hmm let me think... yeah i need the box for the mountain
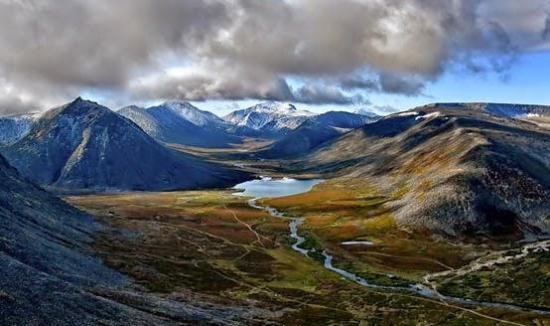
[149,101,226,127]
[0,112,41,145]
[119,101,242,148]
[258,111,378,158]
[2,98,249,191]
[224,102,315,138]
[301,104,550,238]
[116,105,161,138]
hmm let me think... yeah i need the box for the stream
[233,177,550,316]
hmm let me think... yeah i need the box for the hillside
[0,152,130,323]
[2,98,249,191]
[0,152,266,324]
[300,105,550,238]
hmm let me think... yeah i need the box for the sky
[1,0,550,117]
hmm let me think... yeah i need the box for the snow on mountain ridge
[223,101,314,132]
[152,101,225,127]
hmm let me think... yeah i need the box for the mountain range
[1,98,249,192]
[0,98,378,192]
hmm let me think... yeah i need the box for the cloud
[0,95,34,115]
[0,0,549,111]
[132,68,365,105]
[338,73,425,96]
[293,84,368,105]
[378,74,426,96]
[340,77,379,91]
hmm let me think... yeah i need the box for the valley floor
[66,183,550,325]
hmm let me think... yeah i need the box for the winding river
[233,177,550,316]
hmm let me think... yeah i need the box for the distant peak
[69,96,98,106]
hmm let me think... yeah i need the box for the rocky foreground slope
[301,105,550,238]
[1,98,249,192]
[0,153,266,324]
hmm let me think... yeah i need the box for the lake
[233,176,323,198]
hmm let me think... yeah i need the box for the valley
[66,175,550,325]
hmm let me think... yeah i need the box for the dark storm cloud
[0,0,549,111]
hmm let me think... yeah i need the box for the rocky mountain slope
[0,112,40,145]
[258,111,378,158]
[0,152,127,324]
[2,98,249,191]
[0,152,265,325]
[119,101,242,148]
[300,105,550,239]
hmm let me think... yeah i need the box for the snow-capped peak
[248,101,314,116]
[151,101,224,127]
[223,101,315,132]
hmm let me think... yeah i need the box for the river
[232,177,550,317]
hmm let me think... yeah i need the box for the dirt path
[223,204,267,247]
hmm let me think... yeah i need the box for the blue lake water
[233,177,323,198]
